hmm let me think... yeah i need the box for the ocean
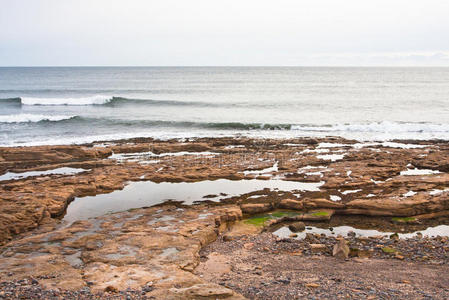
[1,67,449,146]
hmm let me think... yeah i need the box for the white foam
[310,121,449,134]
[0,114,76,123]
[20,95,112,106]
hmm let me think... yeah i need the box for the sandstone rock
[288,221,306,232]
[0,204,244,297]
[240,203,272,214]
[303,198,345,209]
[310,244,327,253]
[279,199,303,210]
[332,239,350,259]
[168,283,244,299]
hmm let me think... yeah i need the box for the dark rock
[288,222,306,232]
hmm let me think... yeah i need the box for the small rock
[306,283,320,288]
[104,285,118,293]
[222,235,234,242]
[395,254,405,260]
[310,244,327,253]
[333,239,350,259]
[288,221,306,232]
[390,233,399,240]
[243,242,254,250]
[347,231,356,238]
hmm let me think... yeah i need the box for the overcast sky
[1,0,449,66]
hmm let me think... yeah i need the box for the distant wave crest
[0,114,78,123]
[20,95,113,106]
[9,116,445,134]
[0,96,216,107]
[294,121,449,133]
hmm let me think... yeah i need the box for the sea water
[1,67,449,146]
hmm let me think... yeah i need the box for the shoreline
[1,136,448,298]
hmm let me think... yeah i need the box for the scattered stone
[288,221,306,232]
[333,239,350,259]
[310,244,327,253]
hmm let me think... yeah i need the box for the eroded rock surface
[1,137,449,245]
[1,137,449,298]
[0,204,243,299]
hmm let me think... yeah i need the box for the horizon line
[1,65,449,68]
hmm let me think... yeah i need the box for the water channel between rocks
[273,224,449,239]
[63,179,322,223]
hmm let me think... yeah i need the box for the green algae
[244,211,300,227]
[244,216,271,226]
[381,247,396,254]
[391,217,416,223]
[311,211,329,217]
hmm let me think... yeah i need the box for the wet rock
[304,198,345,209]
[288,222,306,232]
[279,199,303,210]
[347,231,356,238]
[240,203,272,214]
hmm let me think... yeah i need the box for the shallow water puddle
[109,151,218,162]
[273,224,449,239]
[243,162,278,176]
[63,179,322,223]
[400,168,441,176]
[316,154,345,161]
[0,167,89,181]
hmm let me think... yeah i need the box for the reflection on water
[273,224,449,239]
[63,179,322,223]
[0,167,89,181]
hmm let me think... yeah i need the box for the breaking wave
[0,114,78,123]
[4,116,447,134]
[0,96,215,107]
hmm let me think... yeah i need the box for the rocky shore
[0,137,448,299]
[197,233,449,299]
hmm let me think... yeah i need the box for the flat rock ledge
[0,204,245,299]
